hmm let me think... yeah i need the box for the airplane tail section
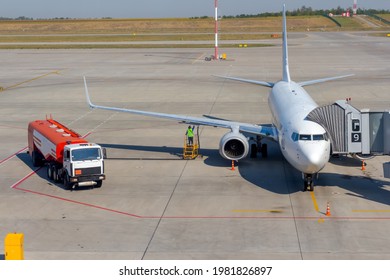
[280,5,354,86]
[298,74,355,87]
[217,5,290,88]
[212,5,353,89]
[282,4,291,83]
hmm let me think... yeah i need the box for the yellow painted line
[352,210,390,213]
[310,191,319,212]
[3,70,60,91]
[232,209,283,213]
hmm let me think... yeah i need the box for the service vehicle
[28,117,105,189]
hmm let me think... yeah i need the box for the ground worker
[186,125,194,145]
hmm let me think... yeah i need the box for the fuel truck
[28,118,105,189]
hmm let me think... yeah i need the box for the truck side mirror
[102,148,107,159]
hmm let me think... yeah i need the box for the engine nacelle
[219,131,249,161]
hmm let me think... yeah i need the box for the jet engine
[219,131,249,161]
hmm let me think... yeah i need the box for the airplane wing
[83,77,277,141]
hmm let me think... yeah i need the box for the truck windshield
[72,148,101,161]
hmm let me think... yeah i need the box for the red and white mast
[214,0,219,59]
[353,0,358,16]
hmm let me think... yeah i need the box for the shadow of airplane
[101,141,390,206]
[319,172,390,206]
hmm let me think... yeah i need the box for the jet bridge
[307,100,390,156]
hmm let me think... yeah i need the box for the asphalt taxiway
[0,31,390,259]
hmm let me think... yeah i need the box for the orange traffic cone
[325,202,331,216]
[231,160,235,171]
[361,160,365,171]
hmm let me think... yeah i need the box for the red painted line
[82,132,92,139]
[150,215,390,220]
[0,146,28,165]
[13,185,143,218]
[9,168,41,189]
[10,168,143,218]
[8,162,390,221]
[11,174,390,221]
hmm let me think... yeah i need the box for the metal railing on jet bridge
[307,102,347,153]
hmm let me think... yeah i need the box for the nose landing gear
[303,173,314,192]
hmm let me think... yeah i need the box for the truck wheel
[63,174,73,190]
[95,180,102,188]
[52,166,60,183]
[47,164,53,180]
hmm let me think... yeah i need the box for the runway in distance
[84,5,353,191]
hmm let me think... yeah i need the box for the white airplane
[84,5,353,191]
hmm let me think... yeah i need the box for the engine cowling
[219,131,249,161]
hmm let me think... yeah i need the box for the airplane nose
[299,145,329,173]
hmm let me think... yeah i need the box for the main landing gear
[250,143,268,158]
[250,137,268,159]
[303,173,314,192]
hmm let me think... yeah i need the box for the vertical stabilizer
[282,4,291,83]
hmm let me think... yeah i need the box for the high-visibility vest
[187,128,194,137]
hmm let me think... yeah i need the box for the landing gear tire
[308,180,313,192]
[303,174,314,192]
[250,143,257,158]
[261,144,268,158]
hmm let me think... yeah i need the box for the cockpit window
[291,132,299,142]
[296,133,327,141]
[299,134,311,141]
[313,134,324,141]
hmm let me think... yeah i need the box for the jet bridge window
[299,134,311,141]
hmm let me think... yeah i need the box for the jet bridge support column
[384,112,390,154]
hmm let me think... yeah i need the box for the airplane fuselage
[268,81,331,175]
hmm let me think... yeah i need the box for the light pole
[214,0,219,59]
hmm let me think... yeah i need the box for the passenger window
[299,134,311,141]
[313,134,324,141]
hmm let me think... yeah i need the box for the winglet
[83,76,95,109]
[282,4,291,83]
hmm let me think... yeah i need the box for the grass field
[378,14,390,21]
[0,15,388,49]
[0,33,275,43]
[0,16,338,35]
